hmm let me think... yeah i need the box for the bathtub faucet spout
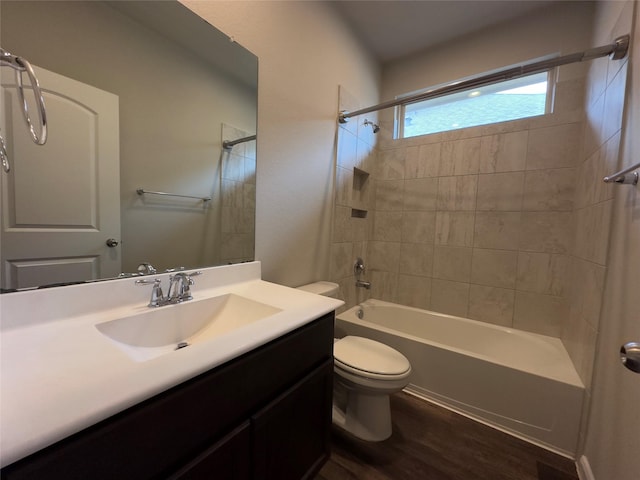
[356,280,371,290]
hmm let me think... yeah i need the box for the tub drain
[175,342,190,350]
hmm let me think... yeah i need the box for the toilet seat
[334,336,411,381]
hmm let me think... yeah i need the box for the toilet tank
[296,281,339,298]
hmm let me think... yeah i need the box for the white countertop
[0,262,342,468]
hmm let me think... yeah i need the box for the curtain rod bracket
[611,35,630,60]
[338,111,349,123]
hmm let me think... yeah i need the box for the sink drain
[175,342,190,350]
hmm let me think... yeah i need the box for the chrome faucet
[135,278,166,307]
[167,271,201,303]
[354,257,372,290]
[135,271,202,307]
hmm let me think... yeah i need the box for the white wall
[181,0,380,286]
[382,1,595,105]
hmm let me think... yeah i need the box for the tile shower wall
[220,124,256,264]
[563,2,632,386]
[332,73,589,338]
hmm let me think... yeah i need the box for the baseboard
[577,455,595,480]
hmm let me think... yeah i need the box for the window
[398,71,550,138]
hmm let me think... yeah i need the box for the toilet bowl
[296,282,412,442]
[332,335,411,441]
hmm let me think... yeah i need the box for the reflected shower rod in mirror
[222,134,256,150]
[136,189,211,202]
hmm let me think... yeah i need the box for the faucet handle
[135,278,165,307]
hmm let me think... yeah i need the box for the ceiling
[331,0,558,63]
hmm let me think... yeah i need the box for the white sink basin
[96,294,282,362]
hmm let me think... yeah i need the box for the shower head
[364,119,380,134]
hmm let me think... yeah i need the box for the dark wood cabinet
[1,313,334,480]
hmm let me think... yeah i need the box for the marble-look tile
[522,168,575,211]
[581,94,605,159]
[561,313,598,387]
[470,248,518,289]
[519,212,573,254]
[330,242,354,281]
[568,257,606,330]
[432,245,472,282]
[378,148,406,180]
[513,291,567,337]
[371,211,403,242]
[476,172,525,211]
[572,201,612,265]
[403,177,438,211]
[370,270,398,303]
[335,166,353,207]
[367,241,401,273]
[337,127,358,170]
[585,57,608,108]
[399,243,434,277]
[574,149,601,210]
[430,279,470,318]
[397,275,431,310]
[333,205,353,243]
[402,211,436,244]
[356,139,376,172]
[598,131,620,203]
[439,137,481,176]
[352,215,369,242]
[526,123,581,170]
[479,130,528,173]
[435,211,475,247]
[516,252,569,296]
[336,276,359,312]
[243,183,256,210]
[436,175,478,211]
[222,152,245,182]
[473,212,521,250]
[375,179,404,211]
[554,77,586,113]
[244,156,257,184]
[222,179,243,207]
[468,285,515,327]
[602,61,627,143]
[405,143,441,179]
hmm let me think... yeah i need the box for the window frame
[394,65,557,140]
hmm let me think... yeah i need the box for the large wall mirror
[0,1,258,292]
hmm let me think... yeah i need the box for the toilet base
[332,382,392,442]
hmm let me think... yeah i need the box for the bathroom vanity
[0,262,342,480]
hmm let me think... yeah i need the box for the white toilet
[297,282,412,442]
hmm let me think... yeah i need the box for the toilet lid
[334,336,410,376]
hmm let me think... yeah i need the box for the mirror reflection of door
[0,66,120,290]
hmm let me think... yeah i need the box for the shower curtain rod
[222,134,256,150]
[338,35,630,123]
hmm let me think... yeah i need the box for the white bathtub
[335,299,584,457]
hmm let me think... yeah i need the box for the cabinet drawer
[168,422,251,480]
[252,359,333,480]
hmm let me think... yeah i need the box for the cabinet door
[168,422,251,480]
[251,359,333,480]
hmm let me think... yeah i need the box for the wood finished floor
[316,392,578,480]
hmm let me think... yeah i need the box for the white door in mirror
[0,66,120,290]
